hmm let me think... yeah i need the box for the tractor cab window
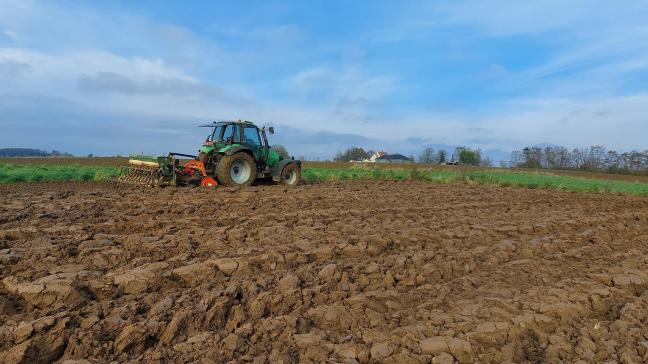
[221,124,240,143]
[243,126,262,147]
[209,126,222,142]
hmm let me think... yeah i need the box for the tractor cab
[199,121,277,165]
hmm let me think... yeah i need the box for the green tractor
[117,120,301,187]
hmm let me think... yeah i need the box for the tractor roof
[199,120,256,127]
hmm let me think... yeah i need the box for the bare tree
[587,145,606,170]
[555,146,571,169]
[475,148,483,166]
[604,150,620,171]
[571,148,587,169]
[437,150,447,164]
[510,150,523,167]
[480,156,493,167]
[418,148,436,164]
[521,147,542,168]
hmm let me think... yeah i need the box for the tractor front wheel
[280,163,301,185]
[217,152,256,186]
[198,152,215,174]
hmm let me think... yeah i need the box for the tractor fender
[220,145,252,156]
[272,159,301,182]
[199,145,216,154]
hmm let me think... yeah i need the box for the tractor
[117,120,301,187]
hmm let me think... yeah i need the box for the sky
[1,0,648,160]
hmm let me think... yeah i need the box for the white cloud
[0,48,194,95]
[288,66,396,103]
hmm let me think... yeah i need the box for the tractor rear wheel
[217,152,256,186]
[280,163,301,185]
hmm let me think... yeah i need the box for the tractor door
[242,125,265,163]
[222,124,240,144]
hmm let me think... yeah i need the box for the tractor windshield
[205,123,241,143]
[221,124,240,143]
[209,126,223,142]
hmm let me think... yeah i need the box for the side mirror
[268,127,275,135]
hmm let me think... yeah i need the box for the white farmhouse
[361,151,387,163]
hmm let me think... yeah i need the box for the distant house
[360,151,387,163]
[370,151,387,162]
[375,154,414,164]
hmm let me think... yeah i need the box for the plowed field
[1,181,647,363]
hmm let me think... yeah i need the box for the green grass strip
[0,164,119,183]
[2,163,647,196]
[301,168,648,196]
[463,171,648,196]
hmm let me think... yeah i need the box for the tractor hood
[199,145,216,154]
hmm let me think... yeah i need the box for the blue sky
[1,0,648,160]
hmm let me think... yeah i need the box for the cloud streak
[77,72,222,97]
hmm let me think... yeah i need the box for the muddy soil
[1,181,647,363]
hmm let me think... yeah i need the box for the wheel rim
[284,170,297,184]
[230,159,251,184]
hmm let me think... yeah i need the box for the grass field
[302,167,648,195]
[3,157,648,183]
[2,160,648,196]
[0,164,119,183]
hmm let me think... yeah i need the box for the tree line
[0,148,72,157]
[510,145,648,173]
[419,147,493,166]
